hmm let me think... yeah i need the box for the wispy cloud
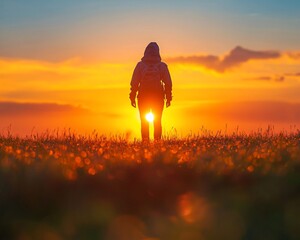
[167,46,281,72]
[0,101,90,116]
[287,52,300,60]
[250,72,300,82]
[186,101,300,122]
[0,101,125,120]
[285,72,300,77]
[0,58,132,95]
[248,75,285,82]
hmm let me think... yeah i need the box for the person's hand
[166,100,171,108]
[129,91,136,108]
[131,100,136,108]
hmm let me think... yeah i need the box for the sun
[145,112,154,123]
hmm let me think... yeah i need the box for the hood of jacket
[141,42,161,63]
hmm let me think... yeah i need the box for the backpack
[138,62,164,98]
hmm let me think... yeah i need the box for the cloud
[186,101,300,122]
[0,57,131,90]
[249,75,285,82]
[0,101,90,116]
[0,101,124,120]
[286,72,300,77]
[250,72,300,82]
[167,46,281,72]
[287,52,300,60]
[0,101,127,136]
[97,111,123,118]
[253,76,272,81]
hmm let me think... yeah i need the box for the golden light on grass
[145,112,154,123]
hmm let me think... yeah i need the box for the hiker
[129,42,173,141]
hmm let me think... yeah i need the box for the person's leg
[152,98,164,140]
[138,99,150,141]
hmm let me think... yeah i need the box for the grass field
[1,130,300,240]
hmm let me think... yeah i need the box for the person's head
[141,42,161,63]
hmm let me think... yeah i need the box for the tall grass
[0,128,299,239]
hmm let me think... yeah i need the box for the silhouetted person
[130,42,172,141]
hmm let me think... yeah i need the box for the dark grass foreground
[1,131,300,240]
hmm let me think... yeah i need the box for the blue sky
[1,0,300,61]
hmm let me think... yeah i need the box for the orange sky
[1,46,300,138]
[1,1,300,138]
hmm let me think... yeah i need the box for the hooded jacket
[130,42,172,101]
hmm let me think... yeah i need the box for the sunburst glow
[146,112,154,123]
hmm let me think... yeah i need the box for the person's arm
[162,63,173,107]
[129,63,141,107]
